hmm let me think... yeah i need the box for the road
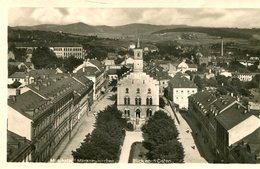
[164,105,207,163]
[119,131,143,163]
[53,91,116,163]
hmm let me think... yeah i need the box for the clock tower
[133,38,143,72]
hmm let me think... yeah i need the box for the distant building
[8,72,30,86]
[117,39,159,130]
[177,60,197,72]
[107,69,118,81]
[168,73,197,110]
[49,43,83,59]
[237,73,253,82]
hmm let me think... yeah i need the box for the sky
[8,8,260,28]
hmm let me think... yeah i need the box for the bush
[126,122,134,131]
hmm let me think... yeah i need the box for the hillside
[11,22,188,36]
[152,27,260,40]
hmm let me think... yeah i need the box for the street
[164,105,207,163]
[53,91,116,163]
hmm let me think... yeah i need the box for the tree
[159,97,166,108]
[141,110,184,163]
[59,56,83,73]
[193,75,204,91]
[31,47,58,69]
[72,105,127,163]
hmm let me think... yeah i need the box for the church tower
[133,38,143,72]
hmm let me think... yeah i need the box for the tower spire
[137,38,140,48]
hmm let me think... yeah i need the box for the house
[168,72,197,110]
[73,59,107,100]
[189,91,260,162]
[7,130,32,162]
[120,56,135,66]
[107,69,118,82]
[117,40,159,130]
[8,72,30,86]
[177,59,197,72]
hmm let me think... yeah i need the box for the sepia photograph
[2,0,260,166]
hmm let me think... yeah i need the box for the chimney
[221,38,224,57]
[12,95,16,103]
[16,88,21,95]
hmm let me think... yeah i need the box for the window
[148,88,151,94]
[135,97,141,105]
[124,97,130,105]
[146,97,153,105]
[137,88,140,94]
[124,110,130,117]
[181,90,183,93]
[125,88,129,94]
[146,109,152,117]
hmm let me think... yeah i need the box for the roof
[189,64,198,68]
[8,62,24,67]
[8,90,47,119]
[9,72,27,78]
[190,90,217,112]
[77,66,102,77]
[216,104,253,130]
[28,75,75,100]
[24,62,33,67]
[107,69,118,75]
[88,59,104,70]
[28,69,57,77]
[169,73,197,88]
[240,127,260,155]
[7,130,31,162]
[48,42,83,47]
[213,95,236,112]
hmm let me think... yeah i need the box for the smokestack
[221,38,224,57]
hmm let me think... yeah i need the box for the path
[53,91,115,163]
[119,131,143,163]
[164,105,207,163]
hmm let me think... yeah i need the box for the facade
[188,91,260,162]
[48,43,83,59]
[117,40,159,130]
[237,73,253,82]
[168,73,197,110]
[8,72,29,86]
[7,73,94,162]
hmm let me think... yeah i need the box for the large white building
[117,40,159,130]
[168,73,197,110]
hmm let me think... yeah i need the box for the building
[7,74,94,162]
[168,73,197,110]
[236,73,253,82]
[177,59,198,72]
[7,130,32,162]
[73,59,107,100]
[8,72,30,86]
[107,69,118,82]
[48,43,83,59]
[117,39,159,130]
[188,91,260,162]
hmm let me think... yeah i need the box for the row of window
[125,88,151,94]
[64,52,82,57]
[175,90,195,94]
[124,109,152,118]
[124,97,153,105]
[54,47,82,51]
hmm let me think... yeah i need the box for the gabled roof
[169,73,197,88]
[215,104,253,130]
[77,66,102,77]
[88,59,104,70]
[8,90,47,119]
[48,42,83,47]
[9,72,27,78]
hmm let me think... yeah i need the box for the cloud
[8,8,260,28]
